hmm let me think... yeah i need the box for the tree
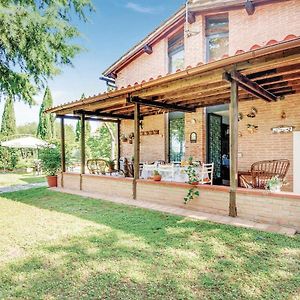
[0,96,16,137]
[0,96,17,170]
[17,122,38,136]
[75,93,91,142]
[88,125,112,159]
[0,0,93,104]
[37,87,55,140]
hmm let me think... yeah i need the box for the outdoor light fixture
[245,0,255,15]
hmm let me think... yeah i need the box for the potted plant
[106,159,115,172]
[153,170,162,181]
[188,156,193,166]
[266,176,283,192]
[39,146,61,187]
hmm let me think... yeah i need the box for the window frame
[168,31,185,73]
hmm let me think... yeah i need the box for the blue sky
[0,0,184,126]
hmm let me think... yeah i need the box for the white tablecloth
[141,165,208,182]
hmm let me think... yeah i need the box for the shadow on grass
[1,187,300,299]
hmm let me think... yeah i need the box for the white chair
[199,163,214,185]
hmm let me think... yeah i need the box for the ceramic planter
[47,175,57,188]
[153,175,162,181]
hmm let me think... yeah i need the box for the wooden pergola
[48,37,300,217]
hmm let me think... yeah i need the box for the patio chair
[199,163,214,185]
[87,159,107,175]
[119,158,134,177]
[239,159,290,189]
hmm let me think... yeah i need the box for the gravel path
[0,182,47,194]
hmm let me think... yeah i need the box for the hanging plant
[184,166,200,204]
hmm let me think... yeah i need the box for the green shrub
[39,146,61,176]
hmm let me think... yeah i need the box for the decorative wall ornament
[141,130,159,136]
[190,132,197,143]
[238,131,243,137]
[247,124,258,134]
[281,111,287,120]
[271,125,295,134]
[238,112,243,122]
[247,107,257,118]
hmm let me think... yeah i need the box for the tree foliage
[0,0,93,104]
[37,87,56,140]
[0,96,16,137]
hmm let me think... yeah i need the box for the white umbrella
[0,136,50,149]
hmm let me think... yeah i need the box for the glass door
[207,113,222,183]
[169,112,185,162]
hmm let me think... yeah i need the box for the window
[169,112,185,162]
[168,31,184,73]
[205,14,229,62]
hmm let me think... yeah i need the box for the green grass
[0,188,299,299]
[0,173,45,187]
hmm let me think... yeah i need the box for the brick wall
[120,114,167,162]
[115,0,300,87]
[238,94,300,191]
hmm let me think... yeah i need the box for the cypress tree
[75,93,91,142]
[0,96,16,137]
[37,87,55,140]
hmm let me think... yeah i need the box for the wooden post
[229,77,238,217]
[60,117,66,187]
[117,121,121,170]
[133,103,140,199]
[80,113,86,190]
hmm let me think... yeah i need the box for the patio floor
[52,187,297,236]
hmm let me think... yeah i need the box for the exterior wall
[81,174,133,199]
[116,39,167,88]
[59,173,133,199]
[137,180,229,216]
[185,108,206,162]
[229,0,300,55]
[238,94,300,192]
[120,114,167,162]
[115,1,300,87]
[237,189,300,231]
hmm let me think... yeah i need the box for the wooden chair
[87,159,107,175]
[239,159,290,189]
[119,158,134,177]
[199,163,214,185]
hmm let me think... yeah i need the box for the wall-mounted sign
[271,125,295,134]
[190,132,197,143]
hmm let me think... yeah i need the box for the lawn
[0,188,299,300]
[0,173,45,187]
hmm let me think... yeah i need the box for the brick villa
[48,0,300,232]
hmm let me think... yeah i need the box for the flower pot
[153,175,162,181]
[190,181,199,186]
[269,185,281,193]
[47,175,57,188]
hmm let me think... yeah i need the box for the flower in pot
[266,176,283,193]
[188,156,193,166]
[39,146,61,188]
[106,159,115,172]
[153,170,162,181]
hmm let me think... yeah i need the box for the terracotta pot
[190,181,199,186]
[153,175,162,181]
[47,175,57,187]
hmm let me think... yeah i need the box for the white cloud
[125,2,162,14]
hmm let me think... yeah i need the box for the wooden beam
[117,122,121,171]
[229,78,238,218]
[133,102,140,200]
[80,114,86,177]
[129,96,196,113]
[56,114,120,123]
[60,117,66,188]
[227,71,277,102]
[74,110,135,120]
